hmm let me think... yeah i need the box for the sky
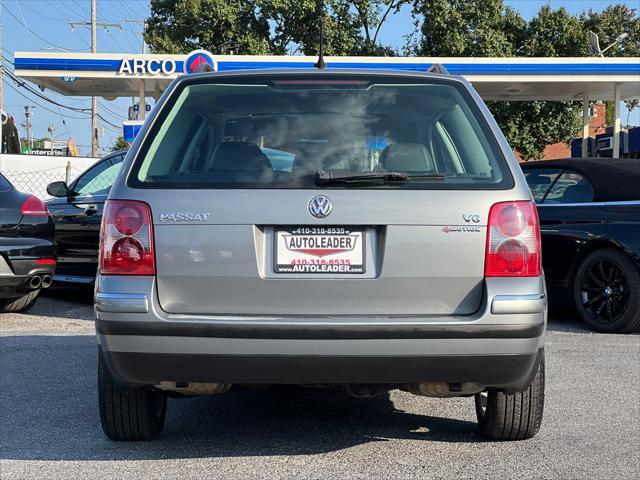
[1,0,639,157]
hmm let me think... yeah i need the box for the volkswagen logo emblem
[308,195,333,218]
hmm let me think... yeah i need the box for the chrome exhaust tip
[29,275,42,290]
[41,275,53,289]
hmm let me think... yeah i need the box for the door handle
[84,205,98,216]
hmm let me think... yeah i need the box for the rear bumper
[95,276,546,390]
[103,350,543,390]
[0,252,56,298]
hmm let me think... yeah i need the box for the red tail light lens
[20,195,49,217]
[100,200,155,276]
[485,201,541,277]
[35,258,57,265]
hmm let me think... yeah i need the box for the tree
[410,0,525,57]
[412,1,638,160]
[111,136,130,152]
[581,5,640,123]
[145,1,638,160]
[20,137,50,151]
[145,0,404,56]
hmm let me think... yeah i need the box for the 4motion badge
[442,225,481,233]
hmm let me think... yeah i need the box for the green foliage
[145,0,639,161]
[489,101,582,161]
[111,136,131,152]
[581,5,640,57]
[412,1,639,160]
[146,0,406,56]
[411,0,524,56]
[20,137,50,150]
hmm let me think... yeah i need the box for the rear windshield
[130,75,512,189]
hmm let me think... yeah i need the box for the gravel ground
[1,288,638,480]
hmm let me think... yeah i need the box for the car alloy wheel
[579,258,630,325]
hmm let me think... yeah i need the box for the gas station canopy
[13,51,640,101]
[12,51,640,156]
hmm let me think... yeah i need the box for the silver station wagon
[95,70,546,441]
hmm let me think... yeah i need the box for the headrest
[561,184,593,203]
[379,143,435,172]
[210,142,270,172]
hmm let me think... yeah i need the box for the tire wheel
[0,290,40,313]
[573,248,640,333]
[475,351,545,440]
[98,349,167,441]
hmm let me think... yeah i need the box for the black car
[522,157,640,333]
[45,150,126,285]
[0,173,56,313]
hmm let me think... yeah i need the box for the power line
[68,0,91,15]
[3,5,89,51]
[4,81,92,120]
[45,0,78,19]
[14,1,69,22]
[3,65,122,129]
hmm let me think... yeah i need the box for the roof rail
[427,63,449,74]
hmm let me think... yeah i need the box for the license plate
[275,227,365,274]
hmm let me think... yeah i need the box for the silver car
[95,70,546,441]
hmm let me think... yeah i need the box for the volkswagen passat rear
[95,70,546,441]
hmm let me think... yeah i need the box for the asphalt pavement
[0,288,638,480]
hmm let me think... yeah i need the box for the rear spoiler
[427,63,449,74]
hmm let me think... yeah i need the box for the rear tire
[573,248,640,333]
[98,349,167,441]
[475,351,545,440]
[0,290,40,313]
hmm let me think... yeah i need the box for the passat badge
[159,212,210,222]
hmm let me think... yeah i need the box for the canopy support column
[612,83,621,157]
[581,91,590,158]
[139,79,146,121]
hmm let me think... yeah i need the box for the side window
[523,168,562,204]
[73,154,125,197]
[0,173,13,192]
[543,171,594,204]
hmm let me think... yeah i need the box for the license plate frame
[274,226,366,274]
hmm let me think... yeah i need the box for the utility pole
[125,18,147,54]
[69,3,123,157]
[1,1,4,153]
[91,0,98,157]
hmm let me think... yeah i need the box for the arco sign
[118,58,177,75]
[116,50,217,76]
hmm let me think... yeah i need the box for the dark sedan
[0,173,56,313]
[45,150,126,285]
[522,157,639,333]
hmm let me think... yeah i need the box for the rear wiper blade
[315,170,445,185]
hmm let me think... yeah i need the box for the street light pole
[23,105,33,153]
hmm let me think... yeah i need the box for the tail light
[100,200,155,276]
[35,258,57,265]
[485,201,541,277]
[20,195,49,217]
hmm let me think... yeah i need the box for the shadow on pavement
[0,335,482,462]
[545,306,596,334]
[42,285,94,304]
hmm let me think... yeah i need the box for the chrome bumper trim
[491,294,546,315]
[95,293,149,313]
